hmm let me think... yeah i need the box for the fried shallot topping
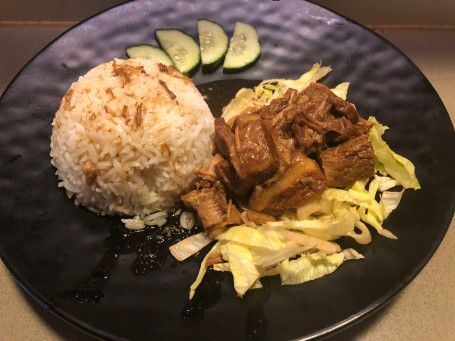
[158,63,193,85]
[160,143,172,156]
[60,89,74,110]
[205,253,224,267]
[158,79,177,100]
[121,105,128,118]
[106,88,115,98]
[82,160,97,186]
[158,63,178,76]
[112,60,144,85]
[135,103,144,128]
[158,63,169,73]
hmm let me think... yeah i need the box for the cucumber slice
[197,19,229,67]
[155,29,201,76]
[223,22,261,71]
[125,44,174,66]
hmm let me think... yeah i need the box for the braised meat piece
[329,93,359,123]
[197,153,225,182]
[300,82,359,123]
[214,158,251,199]
[254,84,365,153]
[324,116,358,143]
[181,186,225,230]
[232,113,261,130]
[259,89,298,140]
[181,185,242,238]
[319,134,375,188]
[214,117,280,196]
[354,116,376,135]
[235,119,279,184]
[249,151,327,211]
[214,117,236,160]
[296,82,361,143]
[244,210,277,224]
[274,138,295,172]
[255,88,294,120]
[292,123,324,155]
[183,80,376,234]
[214,117,251,187]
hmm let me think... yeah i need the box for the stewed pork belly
[182,82,375,237]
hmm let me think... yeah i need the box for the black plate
[0,0,454,340]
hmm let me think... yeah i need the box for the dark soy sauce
[52,208,200,304]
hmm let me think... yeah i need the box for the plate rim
[0,1,454,340]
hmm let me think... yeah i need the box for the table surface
[0,23,454,341]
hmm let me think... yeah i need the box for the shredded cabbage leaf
[169,232,213,261]
[279,253,344,285]
[200,226,358,297]
[182,64,420,299]
[368,117,420,190]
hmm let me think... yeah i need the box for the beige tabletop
[0,20,454,341]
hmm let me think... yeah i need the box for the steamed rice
[50,58,214,216]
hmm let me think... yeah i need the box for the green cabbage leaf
[368,117,420,190]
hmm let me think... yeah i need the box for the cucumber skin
[201,58,223,73]
[155,29,201,77]
[223,52,261,72]
[222,52,261,74]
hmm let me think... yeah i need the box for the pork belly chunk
[181,185,242,238]
[249,151,327,211]
[235,119,279,183]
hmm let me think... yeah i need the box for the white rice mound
[50,58,214,216]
